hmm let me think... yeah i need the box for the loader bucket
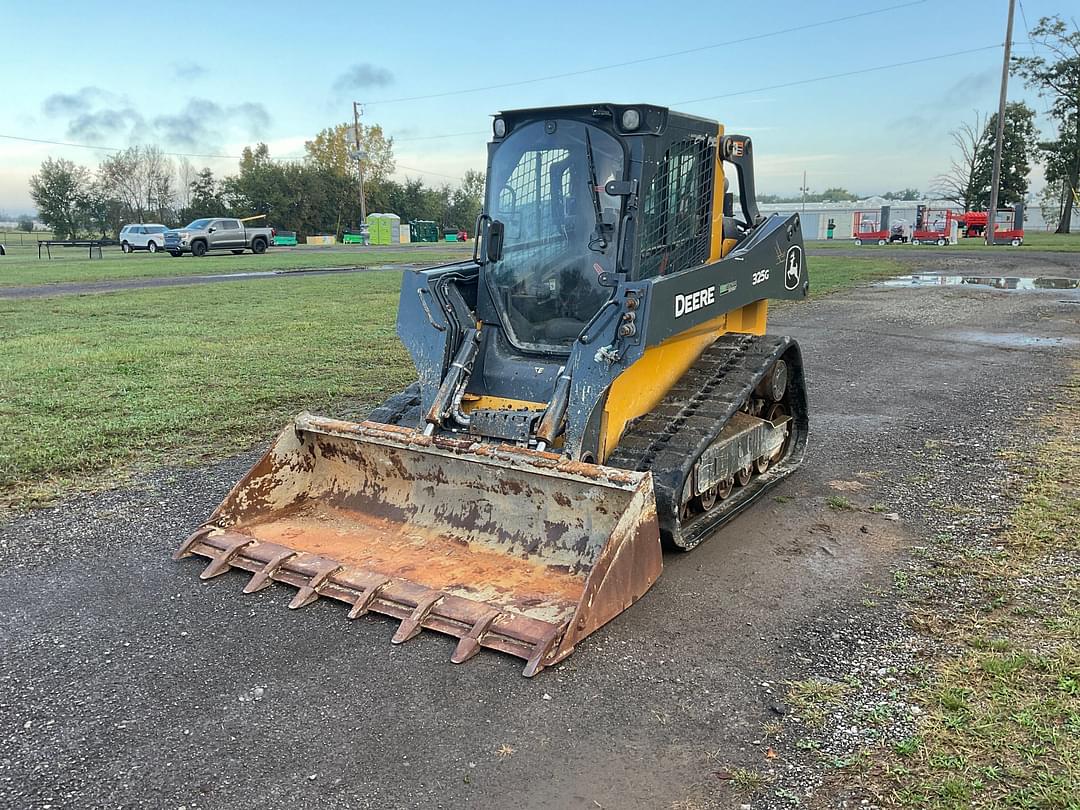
[174,414,662,676]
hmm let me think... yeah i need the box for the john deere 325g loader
[175,104,809,676]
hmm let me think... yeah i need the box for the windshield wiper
[583,130,610,252]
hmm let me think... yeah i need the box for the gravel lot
[1,250,1077,809]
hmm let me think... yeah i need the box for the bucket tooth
[522,623,569,678]
[450,609,502,664]
[243,549,298,594]
[288,561,341,609]
[177,414,664,675]
[199,536,253,580]
[391,592,443,644]
[347,578,391,619]
[173,526,213,561]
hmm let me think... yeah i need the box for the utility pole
[352,101,368,222]
[986,0,1016,245]
[801,170,807,213]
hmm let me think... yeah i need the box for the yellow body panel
[597,124,770,463]
[461,394,545,413]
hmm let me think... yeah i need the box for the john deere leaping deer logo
[784,245,803,291]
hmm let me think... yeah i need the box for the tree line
[757,188,923,204]
[30,122,484,240]
[936,15,1079,233]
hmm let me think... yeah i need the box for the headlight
[493,118,507,138]
[621,108,641,131]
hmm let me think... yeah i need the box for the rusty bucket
[175,413,662,676]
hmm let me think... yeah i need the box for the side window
[139,227,148,234]
[211,220,226,231]
[225,219,240,230]
[637,137,715,279]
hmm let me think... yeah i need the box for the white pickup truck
[164,217,274,257]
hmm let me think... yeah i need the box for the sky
[0,0,1066,215]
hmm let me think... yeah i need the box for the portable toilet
[386,213,401,245]
[400,223,411,244]
[365,213,381,244]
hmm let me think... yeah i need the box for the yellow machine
[176,104,809,676]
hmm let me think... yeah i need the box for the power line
[0,40,1004,184]
[0,132,472,182]
[395,163,468,180]
[0,133,298,161]
[360,0,928,106]
[394,131,487,142]
[672,44,1002,105]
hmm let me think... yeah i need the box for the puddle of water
[952,330,1078,349]
[879,275,1080,290]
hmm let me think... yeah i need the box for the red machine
[852,206,905,245]
[912,206,959,246]
[956,204,1024,246]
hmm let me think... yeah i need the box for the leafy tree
[1013,15,1080,232]
[182,168,229,221]
[934,105,1038,210]
[816,187,857,203]
[29,157,91,239]
[305,122,395,183]
[447,169,485,230]
[883,188,921,200]
[970,101,1038,209]
[80,182,121,238]
[17,215,34,232]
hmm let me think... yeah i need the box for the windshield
[185,219,212,229]
[485,120,624,351]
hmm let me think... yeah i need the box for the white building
[758,197,1063,240]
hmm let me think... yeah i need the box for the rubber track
[607,333,808,550]
[367,382,421,426]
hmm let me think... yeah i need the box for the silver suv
[119,223,169,253]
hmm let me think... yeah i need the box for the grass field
[0,242,472,288]
[0,255,906,506]
[0,271,412,506]
[805,255,906,294]
[813,230,1080,252]
[877,374,1080,807]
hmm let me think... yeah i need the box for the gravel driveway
[1,252,1077,809]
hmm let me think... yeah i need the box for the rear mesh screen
[638,136,715,278]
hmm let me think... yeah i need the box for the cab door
[209,219,242,249]
[220,219,245,248]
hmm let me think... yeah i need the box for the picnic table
[38,239,118,259]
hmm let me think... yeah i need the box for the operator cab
[469,103,753,406]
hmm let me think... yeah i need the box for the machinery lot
[1,249,1077,808]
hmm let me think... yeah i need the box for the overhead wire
[358,0,930,106]
[0,34,1007,182]
[672,44,1003,106]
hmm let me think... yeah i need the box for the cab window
[637,137,715,279]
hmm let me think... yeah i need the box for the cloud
[42,86,108,118]
[887,69,997,137]
[172,60,208,81]
[68,107,146,142]
[152,99,272,150]
[231,102,271,132]
[332,63,394,97]
[41,85,272,152]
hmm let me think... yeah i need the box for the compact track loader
[176,104,809,676]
